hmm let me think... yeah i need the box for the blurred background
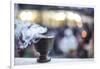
[14,4,94,58]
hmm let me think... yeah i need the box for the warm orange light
[81,30,87,38]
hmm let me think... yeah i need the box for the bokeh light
[19,11,33,21]
[53,12,66,21]
[66,11,83,28]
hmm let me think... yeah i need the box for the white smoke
[15,19,48,49]
[58,29,78,54]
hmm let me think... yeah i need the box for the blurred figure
[58,28,78,58]
[77,30,89,58]
[77,43,88,58]
[83,33,94,58]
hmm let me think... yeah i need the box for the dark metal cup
[35,35,54,63]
